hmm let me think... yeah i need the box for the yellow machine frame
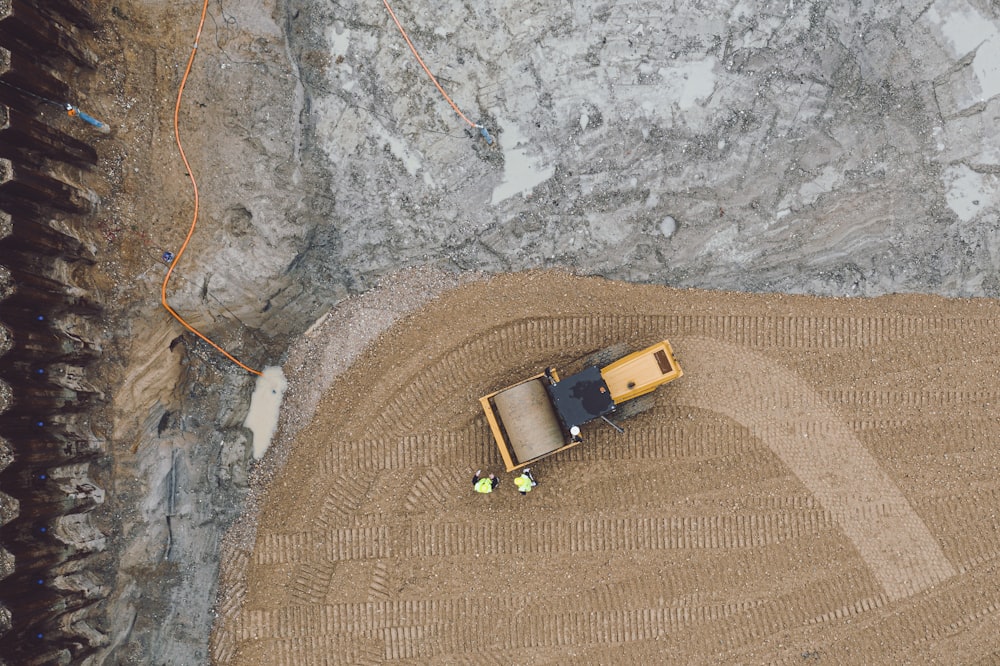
[600,339,683,404]
[479,340,683,472]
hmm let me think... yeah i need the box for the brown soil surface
[212,271,1000,664]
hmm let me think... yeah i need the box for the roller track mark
[914,487,1000,515]
[957,549,1000,576]
[384,624,442,660]
[507,608,678,648]
[221,548,250,583]
[823,388,1000,409]
[211,604,244,664]
[362,312,1000,440]
[315,475,370,529]
[254,509,834,565]
[211,547,251,664]
[290,560,337,605]
[508,608,695,651]
[850,418,910,431]
[813,566,1000,662]
[322,421,761,474]
[906,488,1000,566]
[854,420,1000,460]
[255,527,388,565]
[401,460,471,513]
[215,551,250,618]
[791,553,1000,662]
[602,314,996,349]
[920,614,1000,665]
[400,591,860,657]
[911,600,1000,653]
[212,579,247,659]
[255,532,313,565]
[243,599,770,657]
[728,494,818,511]
[558,420,761,463]
[806,595,889,625]
[625,493,820,514]
[845,417,1000,439]
[747,389,1000,415]
[511,567,751,622]
[243,598,503,638]
[238,563,878,662]
[273,622,476,662]
[677,338,957,601]
[241,607,264,642]
[402,473,439,513]
[939,532,1000,573]
[404,511,834,558]
[318,428,485,473]
[210,641,235,665]
[716,568,885,651]
[255,635,383,666]
[368,560,391,600]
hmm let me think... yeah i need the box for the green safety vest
[514,475,532,493]
[474,478,494,494]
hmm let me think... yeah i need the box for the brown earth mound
[214,271,1000,664]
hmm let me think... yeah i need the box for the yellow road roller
[479,339,683,471]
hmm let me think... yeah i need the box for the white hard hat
[570,426,581,436]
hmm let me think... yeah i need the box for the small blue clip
[478,125,494,145]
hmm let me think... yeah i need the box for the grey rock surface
[282,0,1000,299]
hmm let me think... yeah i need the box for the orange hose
[381,0,477,129]
[162,0,262,376]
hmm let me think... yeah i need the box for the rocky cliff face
[1,1,114,659]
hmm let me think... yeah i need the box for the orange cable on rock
[381,0,493,144]
[162,0,262,376]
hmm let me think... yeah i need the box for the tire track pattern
[318,421,760,473]
[241,568,880,662]
[225,298,1000,663]
[255,511,835,564]
[362,313,1000,437]
[678,337,956,600]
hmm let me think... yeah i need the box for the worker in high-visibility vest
[472,469,499,494]
[514,468,537,495]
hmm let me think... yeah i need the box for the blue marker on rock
[66,104,111,134]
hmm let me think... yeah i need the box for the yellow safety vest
[514,475,532,493]
[474,478,494,494]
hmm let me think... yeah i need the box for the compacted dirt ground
[212,272,1000,664]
